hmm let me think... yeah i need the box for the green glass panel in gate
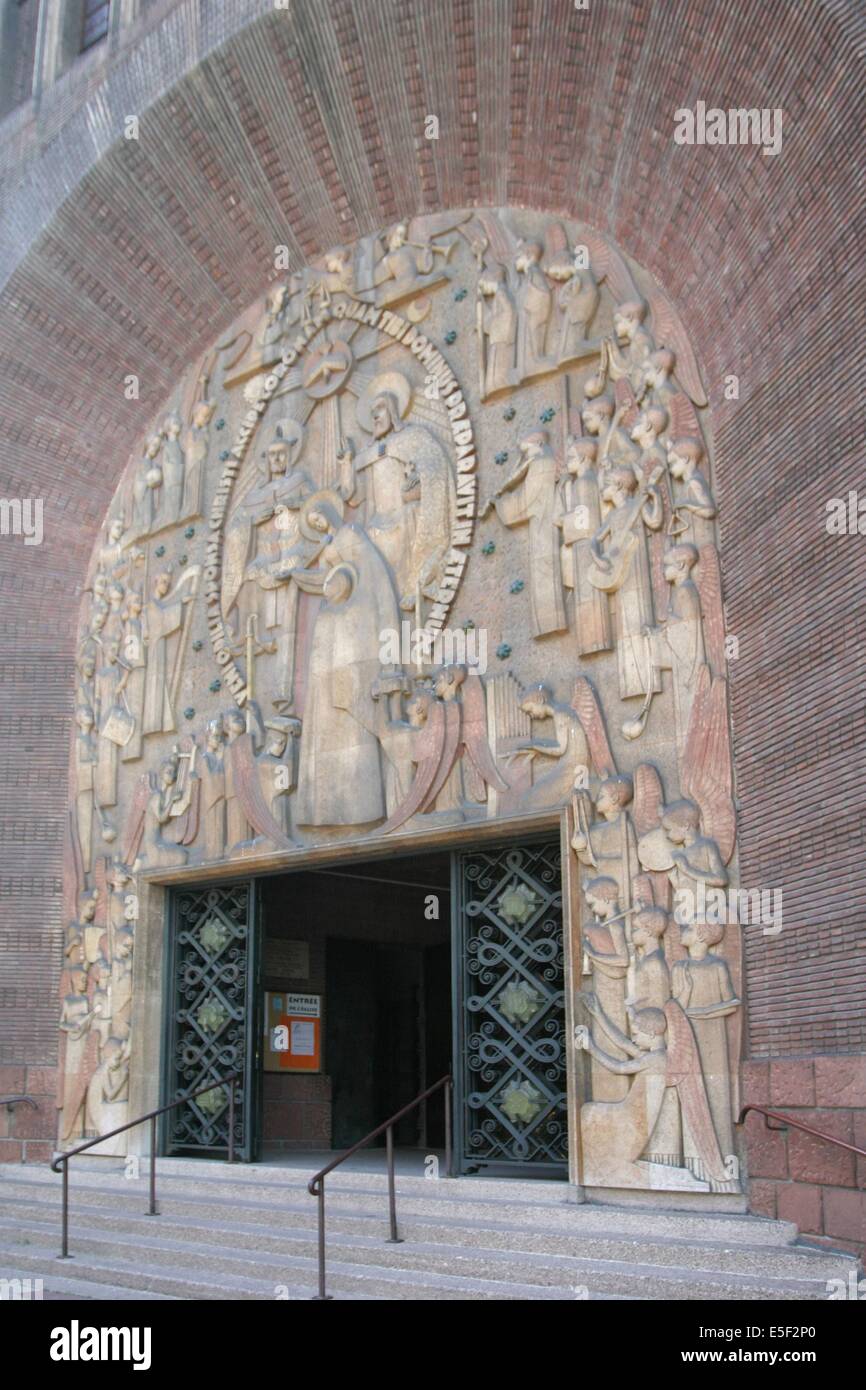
[163,881,261,1159]
[453,841,567,1175]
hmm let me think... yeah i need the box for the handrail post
[306,1074,452,1295]
[385,1124,402,1244]
[59,1159,70,1259]
[228,1076,235,1164]
[148,1115,157,1215]
[51,1068,241,1257]
[312,1180,331,1300]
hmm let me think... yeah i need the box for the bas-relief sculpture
[62,207,740,1195]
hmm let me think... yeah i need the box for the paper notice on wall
[264,990,321,1071]
[290,1019,316,1056]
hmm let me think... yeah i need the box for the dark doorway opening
[260,850,452,1158]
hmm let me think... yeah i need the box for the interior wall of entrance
[260,852,451,1155]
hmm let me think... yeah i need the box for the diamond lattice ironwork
[456,841,567,1172]
[165,883,253,1154]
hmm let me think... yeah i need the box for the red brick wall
[744,1058,866,1256]
[262,1074,332,1152]
[0,1,862,1249]
[0,1065,60,1165]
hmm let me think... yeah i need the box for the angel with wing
[378,669,509,832]
[430,665,510,818]
[139,745,199,871]
[571,774,639,911]
[672,918,741,1185]
[637,797,728,923]
[221,702,297,855]
[667,433,718,549]
[558,225,644,380]
[575,999,730,1191]
[603,298,656,394]
[378,683,436,823]
[508,682,591,810]
[639,284,708,410]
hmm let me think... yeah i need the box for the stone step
[0,1243,380,1301]
[0,1232,641,1301]
[3,1165,796,1247]
[3,1164,859,1302]
[42,1155,745,1214]
[0,1212,849,1302]
[0,1195,852,1285]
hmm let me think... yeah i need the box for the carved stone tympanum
[64,207,739,1196]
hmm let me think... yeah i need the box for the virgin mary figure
[292,496,401,827]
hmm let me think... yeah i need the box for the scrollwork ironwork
[457,841,567,1171]
[166,884,251,1153]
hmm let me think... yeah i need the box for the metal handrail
[1,1094,37,1112]
[50,1071,240,1258]
[308,1074,453,1300]
[738,1104,866,1158]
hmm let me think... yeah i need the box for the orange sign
[264,991,322,1073]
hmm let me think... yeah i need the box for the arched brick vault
[1,2,864,1096]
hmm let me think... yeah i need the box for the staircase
[0,1160,860,1301]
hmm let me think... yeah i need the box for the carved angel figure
[379,669,508,832]
[672,919,740,1183]
[511,683,591,809]
[576,1000,729,1190]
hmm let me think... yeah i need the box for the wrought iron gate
[453,840,567,1175]
[163,881,261,1159]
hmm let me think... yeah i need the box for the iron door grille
[163,881,261,1160]
[453,840,568,1176]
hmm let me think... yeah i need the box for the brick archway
[0,1,863,1251]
